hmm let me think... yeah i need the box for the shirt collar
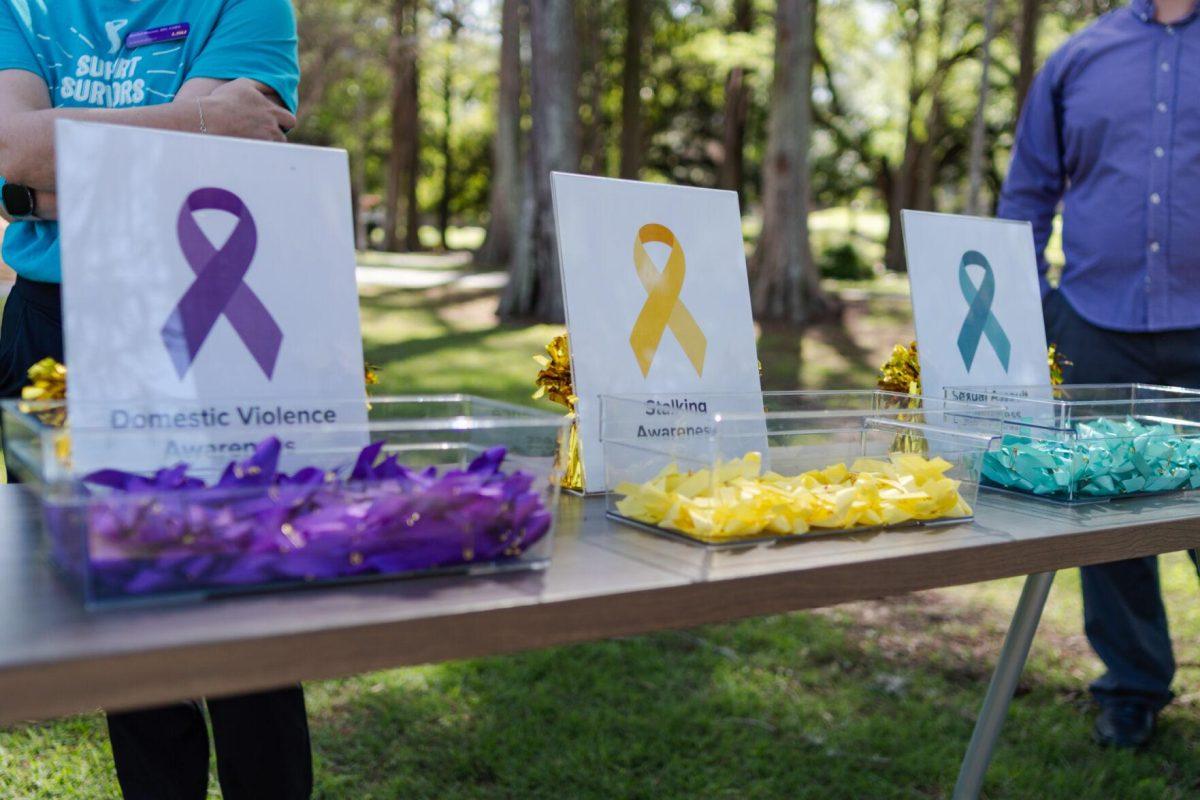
[1131,0,1200,25]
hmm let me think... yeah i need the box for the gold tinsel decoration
[21,357,67,403]
[364,362,380,410]
[877,342,923,395]
[877,340,1070,395]
[533,334,583,491]
[20,357,68,430]
[1047,344,1071,386]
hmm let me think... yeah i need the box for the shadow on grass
[812,320,875,373]
[755,295,892,392]
[757,323,805,391]
[757,325,874,391]
[362,285,506,316]
[365,321,550,370]
[363,324,562,408]
[308,600,1200,800]
[366,327,498,365]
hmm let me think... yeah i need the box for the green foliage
[819,241,874,281]
[282,0,1113,254]
[291,0,500,235]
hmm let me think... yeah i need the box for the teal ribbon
[956,250,1011,372]
[982,417,1200,498]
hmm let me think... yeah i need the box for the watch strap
[1,183,36,219]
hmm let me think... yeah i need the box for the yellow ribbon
[629,223,707,378]
[614,452,972,543]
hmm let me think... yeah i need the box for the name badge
[126,22,190,50]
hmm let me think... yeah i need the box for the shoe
[1093,702,1156,748]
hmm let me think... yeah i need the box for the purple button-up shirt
[998,0,1200,332]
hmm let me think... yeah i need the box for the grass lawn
[3,278,1199,799]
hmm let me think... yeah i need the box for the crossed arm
[0,70,296,221]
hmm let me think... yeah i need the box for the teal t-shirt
[0,0,300,283]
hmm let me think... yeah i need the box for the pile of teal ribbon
[982,417,1200,499]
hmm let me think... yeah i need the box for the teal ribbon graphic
[956,250,1011,372]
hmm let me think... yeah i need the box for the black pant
[0,276,64,397]
[1,277,313,799]
[1045,289,1200,710]
[106,689,313,800]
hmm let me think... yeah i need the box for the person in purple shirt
[999,0,1200,748]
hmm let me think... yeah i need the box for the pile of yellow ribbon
[614,451,972,543]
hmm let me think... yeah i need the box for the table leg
[952,570,1056,800]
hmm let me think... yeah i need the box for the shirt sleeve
[997,51,1067,299]
[0,2,41,75]
[186,0,300,112]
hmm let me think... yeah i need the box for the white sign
[902,210,1051,404]
[56,121,367,474]
[551,173,764,493]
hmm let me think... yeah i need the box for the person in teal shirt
[0,2,311,799]
[0,0,300,282]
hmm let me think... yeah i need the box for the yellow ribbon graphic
[629,223,707,378]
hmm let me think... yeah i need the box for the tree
[385,0,422,252]
[477,0,524,266]
[500,0,580,321]
[437,5,465,248]
[619,0,645,179]
[293,0,356,119]
[578,1,610,175]
[718,0,754,201]
[966,0,998,215]
[878,0,983,271]
[1015,0,1042,115]
[748,0,829,323]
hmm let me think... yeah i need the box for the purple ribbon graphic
[162,188,283,379]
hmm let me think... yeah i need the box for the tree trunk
[619,0,645,180]
[882,0,965,271]
[383,0,406,252]
[578,2,607,175]
[882,182,905,274]
[966,0,998,215]
[915,99,942,211]
[402,46,421,252]
[477,0,523,267]
[1015,0,1042,116]
[504,159,537,316]
[718,0,754,201]
[882,0,926,272]
[499,0,580,322]
[385,0,421,253]
[438,19,461,250]
[748,0,828,323]
[352,90,368,250]
[883,135,920,272]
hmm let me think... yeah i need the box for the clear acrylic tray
[944,383,1200,504]
[600,390,1002,547]
[2,395,569,608]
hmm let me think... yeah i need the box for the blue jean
[1044,290,1200,710]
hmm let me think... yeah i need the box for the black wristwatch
[1,182,37,220]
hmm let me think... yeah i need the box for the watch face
[1,183,34,218]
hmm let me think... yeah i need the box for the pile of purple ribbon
[52,437,553,598]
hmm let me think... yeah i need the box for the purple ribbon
[63,439,554,599]
[161,188,283,379]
